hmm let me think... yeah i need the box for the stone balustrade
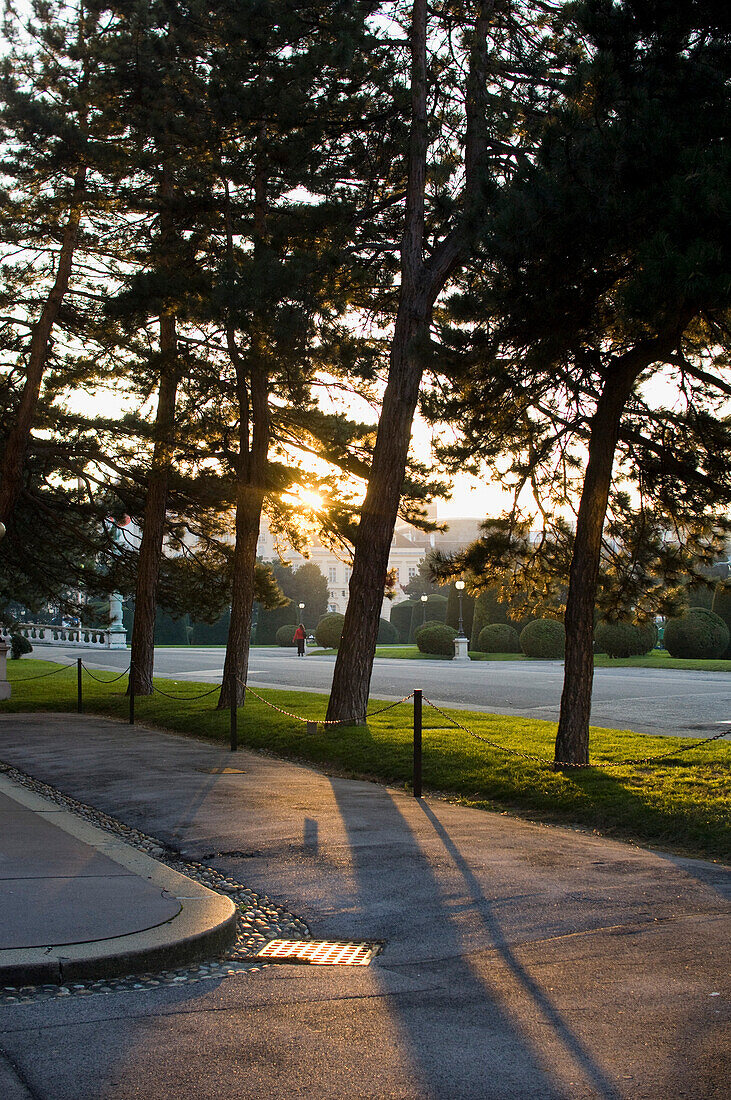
[0,623,127,650]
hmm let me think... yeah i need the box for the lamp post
[298,602,305,628]
[453,579,469,661]
[420,593,428,625]
[455,579,466,637]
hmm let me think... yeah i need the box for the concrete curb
[0,775,237,985]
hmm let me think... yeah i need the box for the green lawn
[374,646,730,671]
[593,650,731,672]
[246,643,731,670]
[2,658,729,862]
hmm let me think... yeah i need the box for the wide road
[30,643,730,739]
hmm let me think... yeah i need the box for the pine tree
[194,0,398,706]
[427,0,731,762]
[0,1,103,526]
[325,0,500,722]
[84,0,228,693]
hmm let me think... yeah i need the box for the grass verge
[376,646,731,670]
[2,659,729,862]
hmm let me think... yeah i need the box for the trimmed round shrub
[477,623,521,653]
[314,612,345,649]
[520,618,565,658]
[663,608,729,659]
[415,620,457,656]
[594,620,657,658]
[275,624,298,647]
[377,617,398,644]
[711,583,731,659]
[10,633,33,659]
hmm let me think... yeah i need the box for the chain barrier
[5,662,76,683]
[364,694,415,718]
[7,657,727,770]
[81,663,131,685]
[422,696,730,769]
[151,682,222,702]
[423,696,551,762]
[242,683,415,727]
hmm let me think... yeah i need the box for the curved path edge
[0,774,237,985]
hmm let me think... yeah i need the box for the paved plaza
[0,712,728,1099]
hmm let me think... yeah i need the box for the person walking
[293,623,306,657]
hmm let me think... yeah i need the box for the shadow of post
[328,777,623,1099]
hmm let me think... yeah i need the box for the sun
[294,489,324,512]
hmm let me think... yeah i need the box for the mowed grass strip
[373,645,731,670]
[3,659,729,861]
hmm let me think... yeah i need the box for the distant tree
[256,560,328,643]
[408,593,448,641]
[402,553,444,598]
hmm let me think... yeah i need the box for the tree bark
[128,315,179,695]
[554,341,677,765]
[129,160,179,695]
[218,342,269,708]
[326,305,427,721]
[326,1,492,723]
[218,482,265,708]
[0,165,87,527]
[218,154,271,709]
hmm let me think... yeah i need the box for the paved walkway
[0,773,236,984]
[0,712,729,1100]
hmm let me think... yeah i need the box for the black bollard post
[129,662,135,726]
[413,688,422,798]
[77,657,83,714]
[230,676,238,752]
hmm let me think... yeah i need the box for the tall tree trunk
[218,341,269,709]
[326,0,430,724]
[129,161,179,695]
[218,155,270,709]
[325,0,491,723]
[555,359,651,765]
[129,315,179,694]
[218,481,265,708]
[0,165,86,526]
[326,306,426,722]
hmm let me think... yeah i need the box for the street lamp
[298,602,305,628]
[455,579,466,637]
[420,593,428,625]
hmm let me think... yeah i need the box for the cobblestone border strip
[0,761,310,1006]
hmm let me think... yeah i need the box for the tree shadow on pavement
[328,777,623,1100]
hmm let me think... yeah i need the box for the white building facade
[256,511,483,620]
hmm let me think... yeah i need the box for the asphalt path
[0,715,729,1100]
[29,643,731,739]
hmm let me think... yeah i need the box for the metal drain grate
[255,939,382,966]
